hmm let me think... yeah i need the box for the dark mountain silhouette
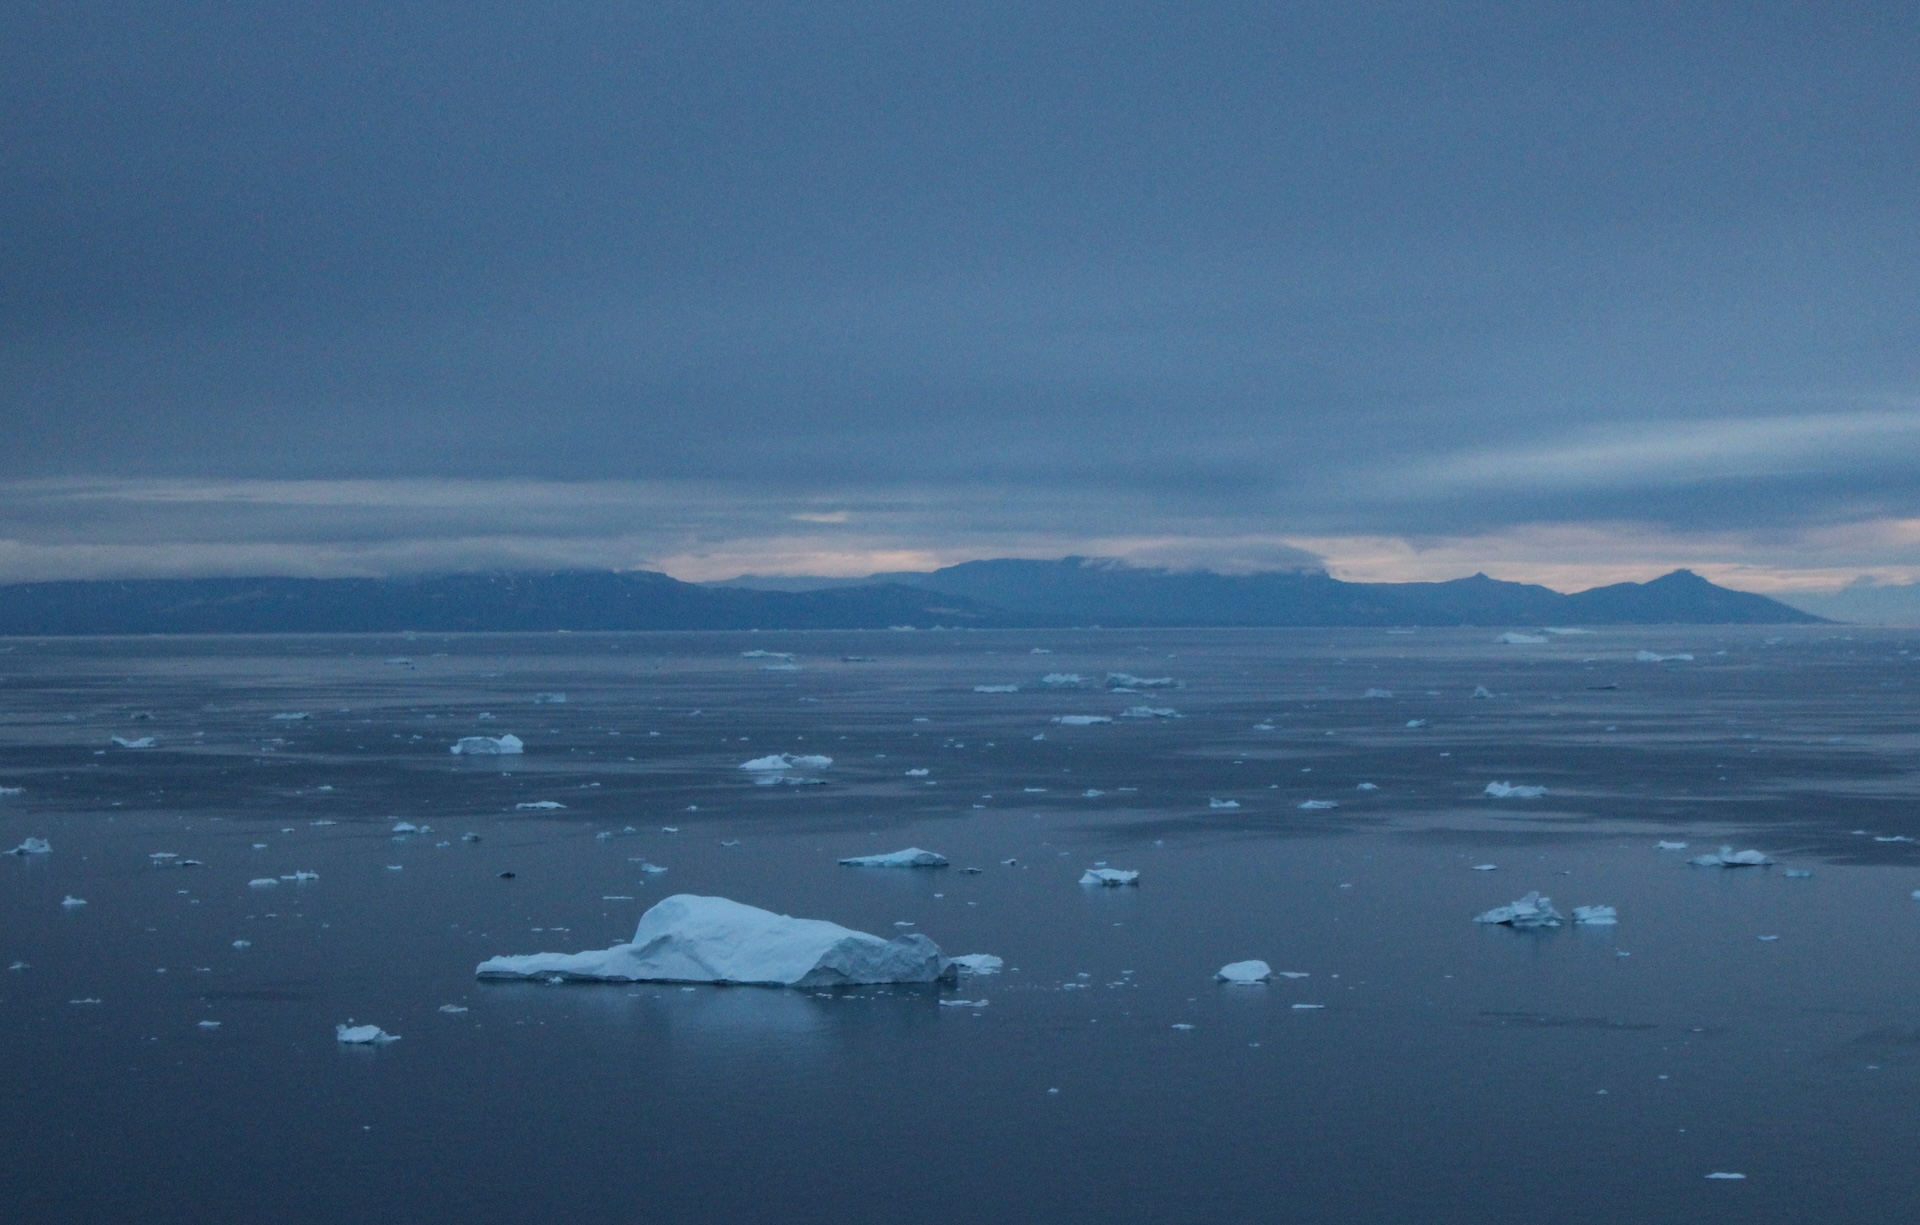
[0,559,1822,635]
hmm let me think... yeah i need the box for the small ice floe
[197,1020,221,1029]
[1873,835,1915,843]
[637,862,669,874]
[111,736,157,749]
[1497,632,1547,645]
[738,753,834,772]
[515,801,566,810]
[1082,788,1105,798]
[248,877,279,888]
[1041,673,1083,686]
[905,768,930,777]
[1209,798,1241,809]
[1689,846,1774,868]
[476,894,953,986]
[1291,1003,1325,1010]
[1656,840,1690,851]
[7,961,26,971]
[271,712,311,721]
[839,848,949,869]
[60,895,87,908]
[1356,783,1378,791]
[286,870,319,882]
[1363,688,1394,699]
[6,837,51,856]
[1405,719,1428,728]
[1471,864,1498,871]
[940,998,989,1008]
[1636,651,1694,663]
[1704,1173,1746,1181]
[1052,716,1112,726]
[461,833,482,843]
[1572,905,1618,925]
[0,785,25,796]
[952,954,1003,975]
[1107,673,1175,689]
[335,1023,400,1045]
[392,821,420,833]
[1298,800,1338,810]
[1784,869,1813,879]
[1277,971,1310,979]
[533,692,567,704]
[1542,627,1594,636]
[1170,1022,1195,1031]
[1473,892,1563,928]
[1121,706,1181,718]
[451,734,524,755]
[1079,868,1139,886]
[1485,782,1548,798]
[973,684,1019,693]
[1216,960,1272,984]
[232,940,251,949]
[741,650,793,660]
[1471,686,1495,699]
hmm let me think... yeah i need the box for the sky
[4,2,1919,607]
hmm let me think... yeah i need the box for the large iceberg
[1216,960,1272,984]
[1689,846,1774,868]
[451,734,523,755]
[475,894,954,987]
[839,848,949,868]
[1473,891,1563,928]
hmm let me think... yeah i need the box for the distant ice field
[3,626,1918,1224]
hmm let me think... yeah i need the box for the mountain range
[0,557,1822,634]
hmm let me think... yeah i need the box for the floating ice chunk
[1471,686,1495,699]
[738,753,834,771]
[1040,673,1083,686]
[475,894,954,987]
[289,870,319,882]
[6,837,50,856]
[1298,800,1338,810]
[973,684,1019,693]
[335,1024,400,1044]
[1052,716,1112,726]
[1784,869,1813,879]
[1209,798,1241,809]
[952,954,1003,975]
[451,734,523,755]
[1471,864,1498,871]
[391,821,420,833]
[1277,971,1310,979]
[1363,688,1394,699]
[438,1004,469,1013]
[1542,627,1594,635]
[1704,1173,1746,1180]
[760,663,802,671]
[1497,632,1547,645]
[111,736,157,749]
[1121,706,1181,719]
[1656,840,1690,851]
[197,1020,221,1029]
[1473,891,1563,928]
[1689,846,1774,868]
[232,940,251,949]
[271,712,311,721]
[1636,651,1694,662]
[637,862,669,874]
[0,786,24,796]
[1291,1003,1325,1010]
[740,650,794,660]
[905,768,930,777]
[1107,673,1175,689]
[60,895,87,908]
[1079,868,1139,886]
[839,848,949,868]
[247,877,279,888]
[1485,782,1548,798]
[1405,719,1427,728]
[1216,960,1272,984]
[1356,783,1378,791]
[1572,905,1618,925]
[939,998,988,1007]
[515,801,566,810]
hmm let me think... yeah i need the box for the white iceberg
[1473,891,1563,928]
[1298,800,1338,810]
[6,837,51,856]
[1472,686,1495,699]
[1689,846,1774,868]
[939,998,988,1008]
[335,1023,400,1044]
[905,768,930,776]
[738,753,833,771]
[1497,632,1547,645]
[1052,715,1112,726]
[1636,651,1694,662]
[391,821,420,833]
[247,877,279,889]
[1121,706,1181,718]
[515,801,566,810]
[60,895,86,908]
[1209,798,1240,809]
[951,954,1003,975]
[111,736,157,749]
[1215,960,1272,984]
[1040,673,1083,686]
[1107,673,1176,689]
[1656,840,1689,850]
[839,848,949,868]
[271,712,311,721]
[1572,905,1618,925]
[451,734,523,755]
[1079,868,1139,886]
[973,684,1019,693]
[1485,781,1548,798]
[475,894,953,987]
[740,650,794,660]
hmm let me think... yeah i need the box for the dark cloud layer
[3,2,1918,569]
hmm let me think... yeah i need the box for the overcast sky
[4,2,1918,594]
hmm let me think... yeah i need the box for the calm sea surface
[4,627,1919,1223]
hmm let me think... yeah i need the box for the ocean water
[3,627,1919,1223]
